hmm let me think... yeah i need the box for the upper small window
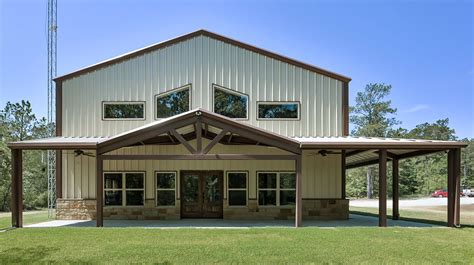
[257,102,300,120]
[102,102,145,120]
[213,84,248,119]
[155,85,191,119]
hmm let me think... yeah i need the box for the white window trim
[212,84,249,120]
[102,101,146,121]
[155,171,177,208]
[226,171,248,207]
[257,171,296,207]
[154,84,192,120]
[103,172,145,207]
[256,101,300,121]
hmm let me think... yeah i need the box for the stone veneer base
[56,198,349,221]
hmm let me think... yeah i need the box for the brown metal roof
[53,29,351,83]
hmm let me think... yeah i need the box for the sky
[0,0,473,138]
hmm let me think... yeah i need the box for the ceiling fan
[311,150,342,157]
[74,149,96,157]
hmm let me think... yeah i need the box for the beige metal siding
[61,145,341,200]
[62,35,343,138]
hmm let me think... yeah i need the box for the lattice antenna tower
[47,0,57,218]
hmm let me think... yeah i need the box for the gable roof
[54,29,351,83]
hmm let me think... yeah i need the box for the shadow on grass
[350,210,474,228]
[0,245,57,263]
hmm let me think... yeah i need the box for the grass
[0,227,473,264]
[0,211,51,230]
[350,205,474,227]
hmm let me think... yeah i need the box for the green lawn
[0,211,51,230]
[0,227,473,263]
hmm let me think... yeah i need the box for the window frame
[212,84,249,120]
[155,171,177,208]
[102,101,146,121]
[154,84,192,120]
[103,171,145,207]
[257,171,296,207]
[256,101,301,121]
[226,171,248,207]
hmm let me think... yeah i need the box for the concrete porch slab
[25,214,440,228]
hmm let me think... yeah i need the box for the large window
[102,102,145,120]
[227,172,247,206]
[213,84,248,119]
[257,102,300,120]
[155,85,191,119]
[258,172,296,206]
[156,172,176,206]
[104,172,145,206]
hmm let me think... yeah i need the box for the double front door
[180,171,223,218]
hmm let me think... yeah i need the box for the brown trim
[11,149,23,228]
[101,154,299,160]
[170,129,197,154]
[8,142,98,150]
[54,29,351,83]
[295,155,302,228]
[96,154,103,227]
[301,143,467,150]
[378,149,387,227]
[454,148,461,227]
[341,150,346,199]
[202,129,228,154]
[392,158,399,220]
[342,82,349,136]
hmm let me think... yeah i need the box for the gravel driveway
[350,197,474,208]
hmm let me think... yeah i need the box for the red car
[431,189,465,197]
[431,189,448,197]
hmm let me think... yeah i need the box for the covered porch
[8,109,467,228]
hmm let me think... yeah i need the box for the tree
[460,139,474,188]
[349,83,400,198]
[0,101,50,211]
[399,119,457,196]
[350,83,400,137]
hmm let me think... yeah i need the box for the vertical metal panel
[62,145,341,200]
[62,35,343,138]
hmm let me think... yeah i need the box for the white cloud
[405,104,430,113]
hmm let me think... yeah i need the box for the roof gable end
[54,29,351,82]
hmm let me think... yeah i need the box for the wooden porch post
[341,150,346,199]
[295,155,302,228]
[447,149,454,227]
[453,148,461,227]
[392,158,399,220]
[96,154,104,227]
[378,149,387,227]
[11,149,23,228]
